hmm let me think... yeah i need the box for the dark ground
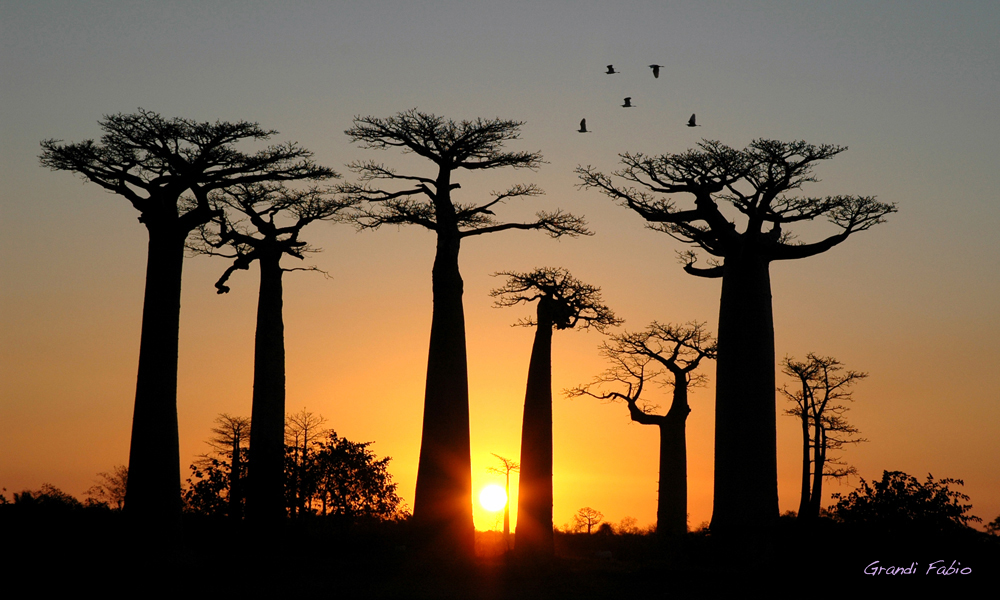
[2,508,996,596]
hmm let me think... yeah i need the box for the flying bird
[578,119,589,133]
[649,64,664,78]
[622,97,634,108]
[605,65,618,74]
[687,113,701,127]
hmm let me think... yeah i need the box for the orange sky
[2,2,999,532]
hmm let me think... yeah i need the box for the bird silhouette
[622,97,634,108]
[687,113,701,127]
[606,65,618,74]
[649,64,664,78]
[578,119,589,133]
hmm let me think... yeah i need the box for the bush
[830,470,981,533]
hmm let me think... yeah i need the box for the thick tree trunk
[797,409,811,518]
[247,253,287,523]
[710,250,778,535]
[657,377,690,536]
[124,224,185,525]
[412,231,474,557]
[514,300,555,557]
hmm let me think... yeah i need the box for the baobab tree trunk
[657,378,690,537]
[797,408,812,518]
[514,299,555,558]
[247,252,287,524]
[710,250,778,535]
[124,223,185,525]
[412,231,474,557]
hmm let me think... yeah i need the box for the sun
[479,484,507,512]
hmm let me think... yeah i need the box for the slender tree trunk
[808,426,826,518]
[503,471,510,548]
[412,229,474,557]
[246,253,287,524]
[710,250,778,535]
[514,300,555,558]
[657,376,690,536]
[230,436,242,520]
[797,408,811,518]
[124,223,185,525]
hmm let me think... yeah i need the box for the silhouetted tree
[486,453,520,551]
[343,110,589,555]
[574,507,604,534]
[831,471,981,533]
[491,267,619,557]
[39,110,334,524]
[184,415,404,523]
[194,183,355,523]
[578,140,896,534]
[285,408,328,517]
[311,431,405,521]
[781,354,867,520]
[184,414,251,518]
[86,465,129,511]
[570,322,716,536]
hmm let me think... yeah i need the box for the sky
[2,1,999,532]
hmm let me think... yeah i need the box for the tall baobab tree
[342,110,589,556]
[577,140,895,534]
[39,110,334,525]
[570,322,716,536]
[200,413,252,520]
[491,267,620,557]
[194,182,355,523]
[486,453,520,551]
[781,354,867,520]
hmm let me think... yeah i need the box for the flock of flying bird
[577,64,701,133]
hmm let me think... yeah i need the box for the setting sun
[479,484,507,512]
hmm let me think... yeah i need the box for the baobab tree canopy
[38,109,334,524]
[578,140,896,535]
[342,110,588,557]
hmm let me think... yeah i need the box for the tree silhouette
[85,465,129,511]
[570,322,716,536]
[194,182,355,523]
[573,507,604,534]
[285,408,328,518]
[342,110,589,555]
[491,267,619,557]
[39,110,334,524]
[184,414,251,519]
[577,140,896,534]
[781,354,867,520]
[486,453,520,551]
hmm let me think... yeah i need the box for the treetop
[40,109,336,223]
[346,109,543,170]
[490,267,621,332]
[576,138,897,276]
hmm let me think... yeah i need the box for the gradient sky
[2,1,999,531]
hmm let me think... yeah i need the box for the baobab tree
[781,354,867,520]
[570,321,716,536]
[194,182,355,523]
[486,453,520,551]
[491,267,620,557]
[39,110,334,524]
[574,507,604,534]
[342,110,589,555]
[201,414,252,520]
[577,140,895,534]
